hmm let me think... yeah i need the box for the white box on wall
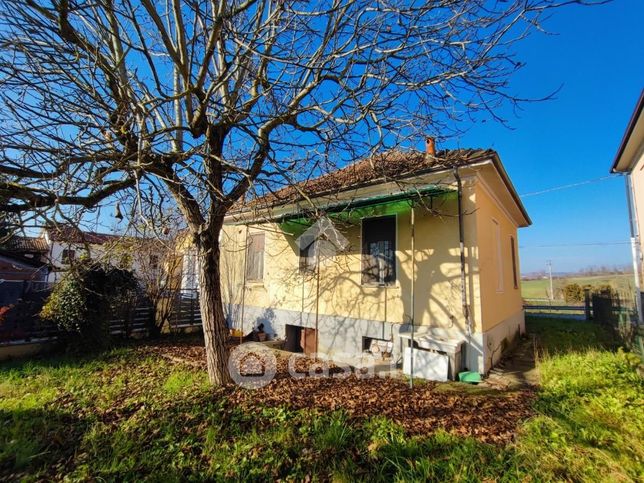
[402,347,449,382]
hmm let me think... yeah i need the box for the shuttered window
[361,216,396,285]
[246,233,265,281]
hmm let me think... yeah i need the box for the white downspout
[409,204,415,389]
[625,174,643,325]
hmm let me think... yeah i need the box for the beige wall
[629,149,644,285]
[474,180,523,332]
[220,181,483,335]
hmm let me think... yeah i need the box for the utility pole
[547,260,554,301]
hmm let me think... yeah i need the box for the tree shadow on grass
[0,407,87,481]
[0,338,172,376]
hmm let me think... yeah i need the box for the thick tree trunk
[196,233,232,385]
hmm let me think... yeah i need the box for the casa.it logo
[228,343,398,389]
[227,343,277,389]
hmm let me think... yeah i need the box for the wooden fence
[525,291,642,361]
[523,298,588,319]
[0,287,203,347]
[591,291,642,360]
[168,290,202,331]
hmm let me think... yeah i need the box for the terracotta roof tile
[5,236,49,253]
[243,148,494,209]
[46,225,122,245]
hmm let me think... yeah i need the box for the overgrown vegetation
[522,273,634,300]
[563,282,585,303]
[40,259,138,352]
[1,317,642,481]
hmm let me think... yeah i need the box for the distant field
[521,273,636,300]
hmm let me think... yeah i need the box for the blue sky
[444,0,644,274]
[76,1,641,275]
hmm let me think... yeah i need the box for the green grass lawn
[1,320,643,481]
[521,273,636,300]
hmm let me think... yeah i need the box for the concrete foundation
[227,304,525,374]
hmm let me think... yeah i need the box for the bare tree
[0,0,599,383]
[107,231,183,337]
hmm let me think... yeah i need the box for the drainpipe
[409,204,416,389]
[454,168,473,362]
[314,237,321,360]
[239,225,249,344]
[625,174,643,325]
[383,282,387,340]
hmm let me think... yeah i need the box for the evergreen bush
[41,259,138,352]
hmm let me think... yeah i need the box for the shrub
[563,283,584,303]
[41,259,138,352]
[594,284,616,297]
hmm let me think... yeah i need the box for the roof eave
[232,184,453,226]
[0,250,47,268]
[229,151,531,227]
[611,89,644,174]
[230,152,493,217]
[488,153,532,227]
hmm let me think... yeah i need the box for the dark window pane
[299,234,316,272]
[362,216,396,285]
[62,249,75,264]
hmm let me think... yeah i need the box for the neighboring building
[0,237,49,305]
[182,141,531,375]
[0,236,49,280]
[0,251,46,282]
[0,226,159,284]
[611,89,644,324]
[42,225,126,283]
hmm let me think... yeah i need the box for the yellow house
[183,142,531,375]
[611,89,644,324]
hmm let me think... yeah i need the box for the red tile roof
[45,225,123,245]
[5,237,49,253]
[242,148,495,210]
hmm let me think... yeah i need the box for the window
[149,254,159,271]
[246,233,265,281]
[299,232,316,273]
[362,216,396,285]
[182,250,198,292]
[61,249,75,264]
[510,236,518,289]
[492,219,503,292]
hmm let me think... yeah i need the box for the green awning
[275,185,453,237]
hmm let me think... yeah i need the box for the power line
[520,241,630,248]
[519,175,617,198]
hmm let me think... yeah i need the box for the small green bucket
[458,371,482,384]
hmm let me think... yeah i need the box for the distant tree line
[522,264,633,281]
